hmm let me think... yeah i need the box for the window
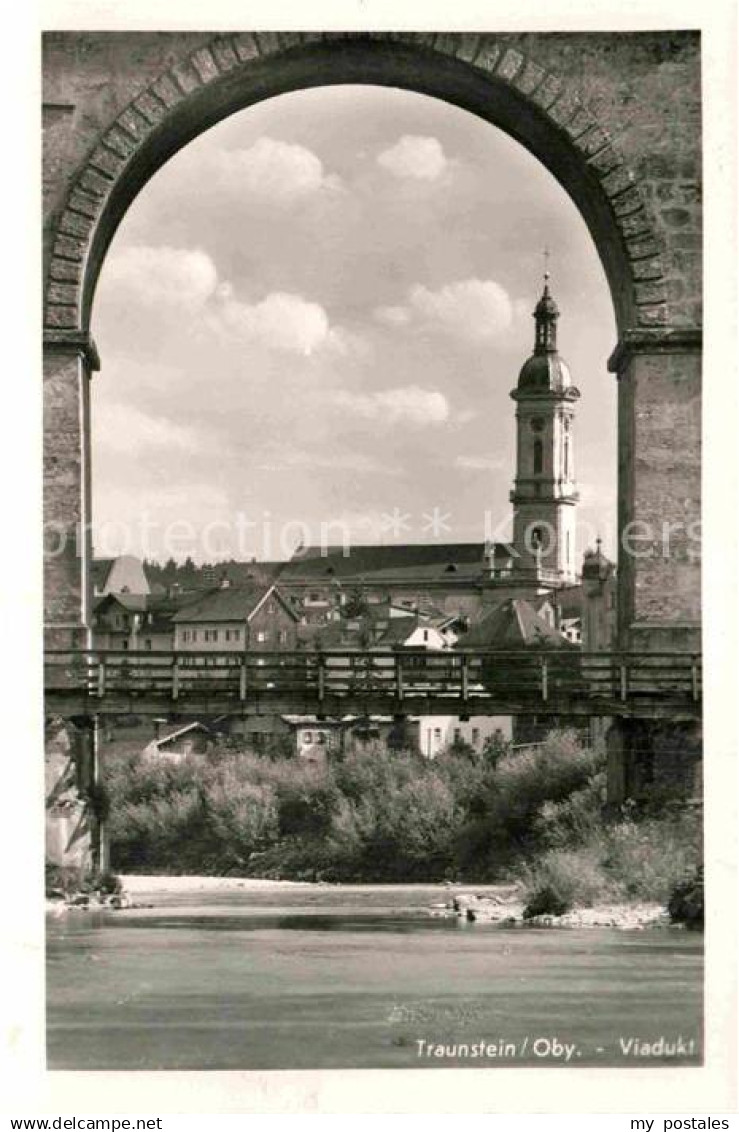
[472,728,480,746]
[256,630,268,643]
[278,629,289,644]
[122,640,129,651]
[433,727,442,742]
[453,728,461,743]
[422,629,429,643]
[315,733,327,746]
[144,639,152,651]
[533,438,543,475]
[303,731,313,744]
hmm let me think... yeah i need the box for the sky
[90,84,617,565]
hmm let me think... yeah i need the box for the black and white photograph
[5,0,737,1117]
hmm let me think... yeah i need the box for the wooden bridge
[45,648,702,721]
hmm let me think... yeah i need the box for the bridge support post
[45,715,96,882]
[609,329,701,657]
[43,332,99,652]
[605,717,702,805]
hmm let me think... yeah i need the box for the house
[459,597,583,746]
[171,582,301,654]
[92,590,197,651]
[462,597,575,650]
[143,721,214,762]
[418,716,512,758]
[91,555,150,597]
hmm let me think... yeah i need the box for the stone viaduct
[42,31,702,810]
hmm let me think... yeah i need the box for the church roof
[517,352,574,394]
[514,273,579,397]
[278,542,510,582]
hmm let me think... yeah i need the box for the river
[47,884,703,1071]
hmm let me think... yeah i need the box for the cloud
[374,305,412,327]
[330,386,450,426]
[101,246,218,311]
[214,137,342,203]
[93,404,210,455]
[376,135,449,180]
[373,278,514,343]
[408,279,514,341]
[92,483,233,562]
[206,291,332,356]
[455,454,506,472]
[256,449,396,474]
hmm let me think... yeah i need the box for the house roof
[552,584,584,619]
[155,722,213,748]
[461,598,575,650]
[91,559,115,589]
[94,592,149,614]
[171,583,298,624]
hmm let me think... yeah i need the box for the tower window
[533,439,543,475]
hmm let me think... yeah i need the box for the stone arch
[44,31,669,339]
[42,30,702,656]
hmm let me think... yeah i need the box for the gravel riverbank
[47,875,674,929]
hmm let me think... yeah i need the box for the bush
[598,807,702,902]
[520,848,613,917]
[667,867,704,928]
[454,731,605,874]
[101,730,701,896]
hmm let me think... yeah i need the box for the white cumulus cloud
[214,137,341,202]
[102,246,218,311]
[331,386,450,426]
[207,291,332,356]
[374,278,514,343]
[376,135,449,180]
[409,279,514,341]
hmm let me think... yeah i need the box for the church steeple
[533,271,559,354]
[509,267,581,586]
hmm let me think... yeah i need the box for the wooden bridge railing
[44,647,702,718]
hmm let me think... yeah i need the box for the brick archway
[44,31,671,336]
[42,31,701,652]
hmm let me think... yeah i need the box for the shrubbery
[103,730,702,908]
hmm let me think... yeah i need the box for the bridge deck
[44,648,702,720]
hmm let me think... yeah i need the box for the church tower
[510,272,580,585]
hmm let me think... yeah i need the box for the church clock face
[530,417,545,433]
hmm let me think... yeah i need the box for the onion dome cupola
[514,272,579,398]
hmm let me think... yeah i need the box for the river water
[47,885,703,1071]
